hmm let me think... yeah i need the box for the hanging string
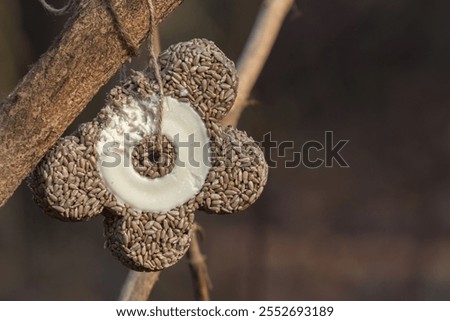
[146,0,165,158]
[38,0,75,15]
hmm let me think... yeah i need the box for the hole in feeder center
[131,135,177,179]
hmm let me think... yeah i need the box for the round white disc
[96,96,211,213]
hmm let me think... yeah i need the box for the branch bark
[119,271,161,301]
[0,0,184,207]
[222,0,294,127]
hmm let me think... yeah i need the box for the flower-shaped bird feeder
[29,39,268,271]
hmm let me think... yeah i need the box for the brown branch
[118,0,294,301]
[0,0,184,207]
[222,0,294,127]
[119,271,161,301]
[187,224,212,300]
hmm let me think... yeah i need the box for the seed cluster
[29,38,269,272]
[104,199,197,271]
[200,126,268,214]
[160,38,239,123]
[29,122,111,221]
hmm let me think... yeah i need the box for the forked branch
[119,0,294,301]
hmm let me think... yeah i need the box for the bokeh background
[1,0,450,300]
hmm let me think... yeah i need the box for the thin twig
[119,271,161,301]
[187,224,212,300]
[222,0,294,127]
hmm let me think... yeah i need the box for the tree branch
[187,224,212,300]
[0,0,184,207]
[222,0,294,127]
[119,271,161,301]
[117,0,294,301]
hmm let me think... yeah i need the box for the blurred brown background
[1,0,450,300]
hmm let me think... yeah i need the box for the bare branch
[118,0,293,301]
[187,224,212,300]
[222,0,294,127]
[119,271,161,301]
[0,0,184,207]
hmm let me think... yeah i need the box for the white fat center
[96,96,211,213]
